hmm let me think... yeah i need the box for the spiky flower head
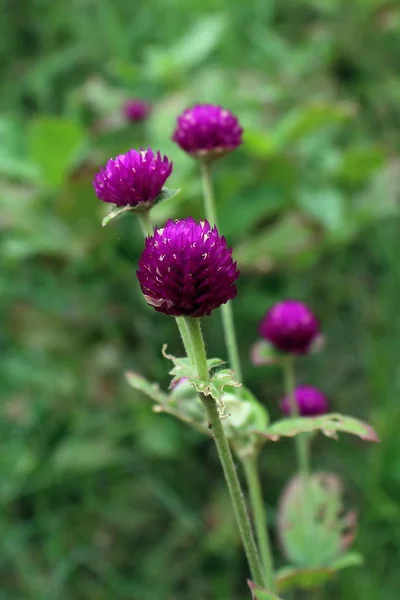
[172,104,243,161]
[259,299,320,355]
[123,99,152,122]
[93,148,172,208]
[281,385,329,417]
[137,217,239,317]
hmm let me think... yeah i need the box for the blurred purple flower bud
[123,99,152,122]
[259,300,320,355]
[281,385,329,416]
[172,104,243,161]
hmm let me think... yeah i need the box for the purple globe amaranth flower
[93,148,172,208]
[137,217,239,317]
[259,300,320,355]
[123,99,152,122]
[281,385,329,417]
[172,104,243,161]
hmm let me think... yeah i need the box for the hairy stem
[183,317,265,587]
[199,160,242,382]
[175,317,196,366]
[242,454,275,591]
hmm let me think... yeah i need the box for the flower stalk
[242,453,275,591]
[183,317,265,588]
[199,160,242,383]
[137,210,153,238]
[282,356,314,552]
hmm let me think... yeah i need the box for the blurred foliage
[1,0,400,598]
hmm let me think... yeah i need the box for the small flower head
[259,300,320,355]
[281,385,329,417]
[93,148,172,208]
[137,217,239,317]
[123,99,152,123]
[172,104,243,161]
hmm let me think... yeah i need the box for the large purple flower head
[123,99,152,123]
[137,217,239,317]
[281,385,329,417]
[259,300,320,355]
[172,104,243,161]
[93,148,172,208]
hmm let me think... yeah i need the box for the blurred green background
[2,0,400,598]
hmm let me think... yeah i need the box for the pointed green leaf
[275,566,334,592]
[153,187,181,206]
[331,551,364,570]
[248,580,284,600]
[102,204,135,227]
[258,413,379,443]
[29,117,85,188]
[275,552,364,593]
[274,102,355,146]
[125,371,169,404]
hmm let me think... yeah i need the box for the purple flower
[259,300,320,355]
[93,148,172,208]
[280,385,329,416]
[123,99,151,122]
[137,217,239,317]
[172,104,243,161]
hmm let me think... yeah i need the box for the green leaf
[101,189,180,226]
[144,15,227,82]
[124,371,169,404]
[336,146,385,184]
[275,566,334,592]
[28,117,85,188]
[102,205,135,227]
[221,387,270,457]
[274,102,355,146]
[297,189,346,233]
[243,129,278,158]
[235,214,314,273]
[259,413,379,443]
[331,551,364,570]
[170,15,228,71]
[125,370,209,435]
[248,580,283,600]
[277,473,358,567]
[153,187,181,206]
[191,368,241,417]
[161,345,237,407]
[275,552,364,593]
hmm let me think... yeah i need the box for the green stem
[199,160,242,382]
[183,317,265,587]
[221,304,242,382]
[184,318,209,380]
[282,357,310,479]
[176,317,196,366]
[242,453,275,591]
[282,357,314,551]
[137,211,153,237]
[200,160,218,226]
